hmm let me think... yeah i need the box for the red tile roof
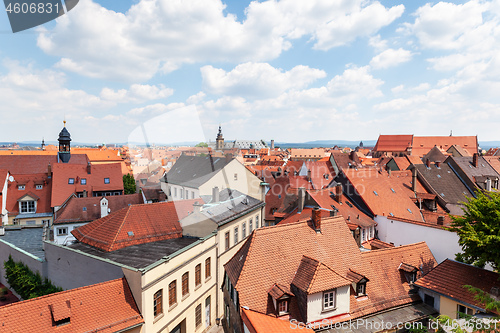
[343,169,424,221]
[241,308,314,333]
[373,135,413,152]
[54,193,144,224]
[51,163,123,207]
[225,217,436,322]
[414,259,500,312]
[292,256,351,294]
[412,136,477,157]
[0,154,89,175]
[0,278,143,333]
[4,173,52,216]
[71,201,182,252]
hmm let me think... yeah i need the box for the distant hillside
[273,140,376,149]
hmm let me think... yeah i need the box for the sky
[1,0,500,145]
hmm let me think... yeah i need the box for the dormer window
[18,185,25,190]
[104,178,110,184]
[68,178,75,184]
[399,263,418,284]
[356,282,366,296]
[278,300,289,315]
[36,184,43,190]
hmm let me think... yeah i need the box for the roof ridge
[362,241,426,255]
[0,278,125,309]
[305,258,321,294]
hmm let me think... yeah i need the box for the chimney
[100,197,109,218]
[386,165,391,176]
[486,178,492,191]
[437,216,445,225]
[83,190,87,198]
[435,161,441,168]
[426,159,431,168]
[334,183,343,203]
[350,151,356,161]
[307,170,312,182]
[47,163,52,178]
[298,187,305,213]
[271,140,275,150]
[212,186,220,203]
[411,168,417,193]
[193,201,202,214]
[473,153,479,168]
[312,207,321,232]
[87,162,91,174]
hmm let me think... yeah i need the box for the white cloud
[406,1,489,50]
[37,0,404,81]
[201,62,326,98]
[370,48,412,69]
[100,84,173,103]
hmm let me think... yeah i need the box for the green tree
[123,173,136,194]
[195,142,208,147]
[448,190,500,271]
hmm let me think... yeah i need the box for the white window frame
[68,178,75,184]
[234,227,239,244]
[18,185,25,190]
[323,290,336,310]
[278,300,288,315]
[20,201,35,213]
[36,184,43,190]
[57,227,68,236]
[242,222,246,239]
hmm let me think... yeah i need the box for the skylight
[389,213,394,216]
[127,231,134,237]
[390,188,395,193]
[437,175,441,178]
[407,208,412,213]
[373,191,378,196]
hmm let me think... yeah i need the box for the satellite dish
[8,175,14,182]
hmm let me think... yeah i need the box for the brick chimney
[437,216,445,225]
[411,168,417,192]
[426,159,431,168]
[334,183,343,203]
[47,163,52,178]
[212,186,220,203]
[298,187,305,213]
[350,151,356,161]
[87,161,91,174]
[312,207,321,233]
[307,170,312,182]
[435,161,441,168]
[473,153,479,168]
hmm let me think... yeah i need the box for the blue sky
[1,0,500,145]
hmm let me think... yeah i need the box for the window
[256,215,259,228]
[168,281,177,307]
[104,177,110,184]
[180,189,183,199]
[249,219,253,233]
[195,304,202,327]
[362,229,365,242]
[57,227,68,236]
[195,264,202,287]
[424,294,435,308]
[182,272,189,296]
[154,289,163,317]
[234,227,239,244]
[225,232,230,250]
[174,187,177,197]
[205,257,211,279]
[356,283,366,296]
[242,222,246,239]
[457,304,473,318]
[278,300,288,315]
[80,178,87,185]
[323,290,336,310]
[68,178,75,184]
[18,185,25,190]
[234,173,238,181]
[20,201,35,213]
[36,184,43,190]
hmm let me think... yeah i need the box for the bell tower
[58,121,72,163]
[216,125,224,150]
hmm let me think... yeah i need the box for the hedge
[4,256,62,300]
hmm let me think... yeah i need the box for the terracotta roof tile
[412,136,477,157]
[71,201,182,252]
[292,256,351,294]
[0,278,143,332]
[415,259,500,311]
[241,308,314,333]
[373,135,413,152]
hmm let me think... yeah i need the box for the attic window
[68,178,75,184]
[104,178,110,184]
[18,185,25,190]
[36,184,43,190]
[356,282,366,296]
[437,175,441,178]
[389,212,394,217]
